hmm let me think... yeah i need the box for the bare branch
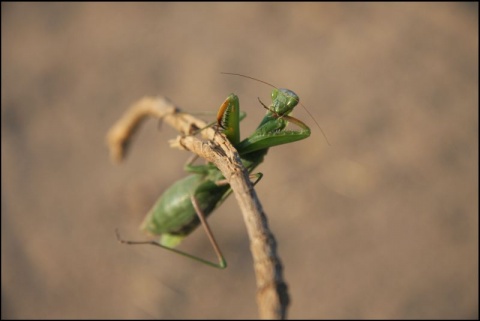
[106,96,290,319]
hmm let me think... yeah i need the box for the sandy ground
[2,3,478,319]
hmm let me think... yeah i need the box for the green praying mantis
[115,73,327,269]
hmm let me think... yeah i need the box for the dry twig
[106,96,290,319]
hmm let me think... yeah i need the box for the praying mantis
[114,74,324,269]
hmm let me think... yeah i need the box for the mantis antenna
[221,72,331,146]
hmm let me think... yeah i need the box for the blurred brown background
[2,3,478,319]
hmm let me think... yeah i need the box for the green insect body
[129,87,312,268]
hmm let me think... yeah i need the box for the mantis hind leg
[189,195,227,269]
[115,194,227,269]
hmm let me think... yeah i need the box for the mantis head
[271,88,300,116]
